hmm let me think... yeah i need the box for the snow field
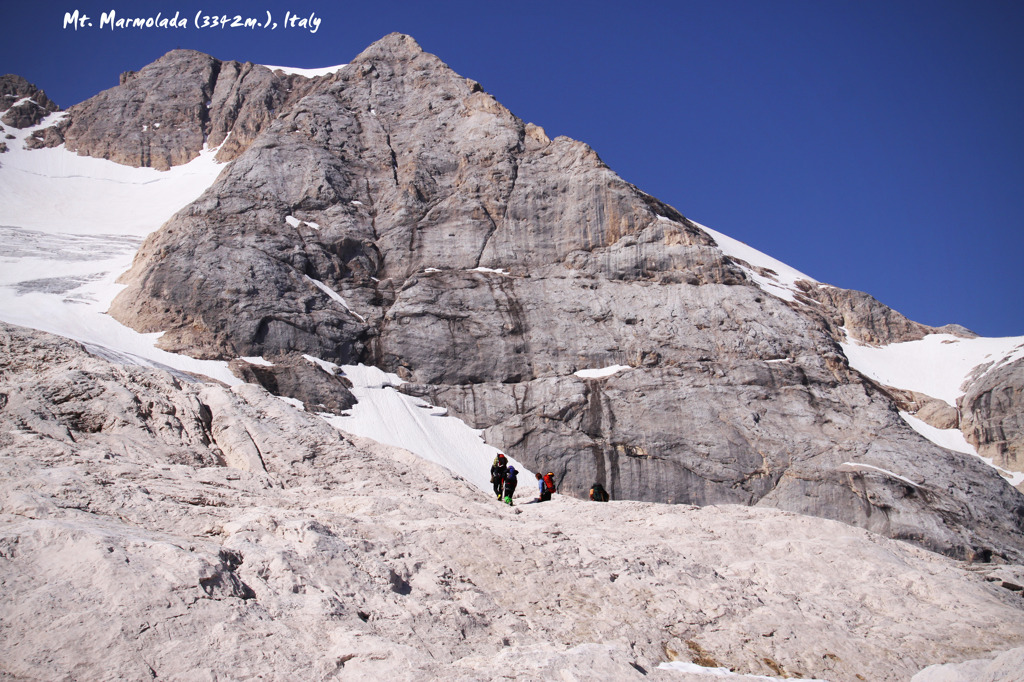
[318,363,532,493]
[840,333,1024,407]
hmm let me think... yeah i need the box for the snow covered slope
[841,333,1024,407]
[842,332,1024,486]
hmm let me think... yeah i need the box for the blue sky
[4,1,1022,336]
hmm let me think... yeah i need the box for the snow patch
[320,363,531,492]
[842,462,920,488]
[241,356,274,367]
[900,412,1024,487]
[575,365,630,379]
[303,354,340,376]
[303,275,367,323]
[277,396,304,410]
[840,333,1024,407]
[471,267,510,275]
[262,63,348,78]
[691,220,815,303]
[285,215,320,230]
[659,661,828,681]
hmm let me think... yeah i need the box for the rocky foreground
[2,322,1023,681]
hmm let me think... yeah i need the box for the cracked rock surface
[2,322,1024,681]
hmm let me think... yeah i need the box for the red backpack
[543,473,556,493]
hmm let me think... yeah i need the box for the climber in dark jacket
[490,453,508,499]
[502,466,518,505]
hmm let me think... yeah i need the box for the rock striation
[2,321,1024,681]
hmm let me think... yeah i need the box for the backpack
[543,472,556,493]
[506,467,518,483]
[591,483,609,502]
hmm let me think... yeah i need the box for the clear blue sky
[4,1,1022,336]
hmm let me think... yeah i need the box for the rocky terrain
[2,322,1024,681]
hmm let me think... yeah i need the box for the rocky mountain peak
[353,31,427,62]
[0,74,58,130]
[15,36,1021,563]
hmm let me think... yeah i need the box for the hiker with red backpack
[535,471,556,502]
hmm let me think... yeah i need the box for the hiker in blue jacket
[502,466,518,505]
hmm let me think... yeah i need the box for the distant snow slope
[0,113,237,384]
[842,332,1024,486]
[841,333,1024,407]
[693,220,816,303]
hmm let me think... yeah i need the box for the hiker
[590,482,609,502]
[536,471,555,502]
[502,466,518,505]
[490,454,508,499]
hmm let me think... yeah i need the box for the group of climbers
[489,453,609,505]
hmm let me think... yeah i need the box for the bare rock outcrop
[2,322,1024,682]
[35,49,320,169]
[961,355,1024,477]
[803,283,976,346]
[885,388,961,430]
[228,353,356,414]
[0,74,58,129]
[95,35,1024,560]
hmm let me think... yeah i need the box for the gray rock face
[3,322,1024,682]
[0,74,58,129]
[33,49,318,169]
[98,34,1024,559]
[960,355,1024,478]
[228,354,356,414]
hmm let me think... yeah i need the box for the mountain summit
[19,33,1021,561]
